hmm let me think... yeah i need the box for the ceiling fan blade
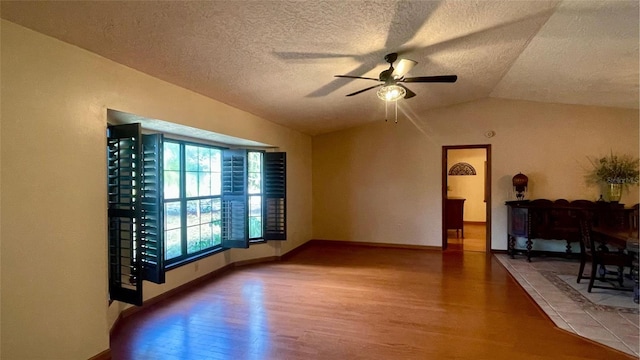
[345,84,383,97]
[398,84,416,99]
[392,59,417,79]
[335,75,381,81]
[402,75,458,83]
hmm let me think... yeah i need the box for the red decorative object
[512,173,528,200]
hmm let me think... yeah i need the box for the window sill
[165,239,266,271]
[165,246,225,271]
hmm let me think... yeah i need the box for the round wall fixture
[484,130,496,138]
[449,162,477,176]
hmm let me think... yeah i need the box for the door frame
[442,145,492,252]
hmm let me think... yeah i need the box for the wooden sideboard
[446,198,466,238]
[506,199,634,261]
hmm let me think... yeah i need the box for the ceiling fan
[335,53,457,101]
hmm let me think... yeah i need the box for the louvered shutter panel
[221,149,249,248]
[140,134,165,284]
[107,124,143,305]
[264,152,286,240]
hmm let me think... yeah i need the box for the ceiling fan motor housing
[380,53,398,82]
[384,52,398,64]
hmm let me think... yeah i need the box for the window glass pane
[248,152,261,172]
[249,217,262,238]
[199,147,211,172]
[211,173,221,196]
[212,198,221,220]
[164,202,181,229]
[212,220,222,246]
[249,220,261,238]
[248,152,261,195]
[200,199,212,223]
[200,223,213,249]
[249,195,262,238]
[165,229,182,260]
[186,172,198,197]
[211,150,221,172]
[186,226,201,254]
[164,202,183,260]
[199,173,211,196]
[164,170,180,199]
[248,173,261,194]
[186,200,199,226]
[212,199,222,245]
[210,150,221,196]
[249,195,261,216]
[185,145,199,172]
[164,142,180,171]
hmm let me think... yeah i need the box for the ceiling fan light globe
[377,85,406,101]
[392,59,417,79]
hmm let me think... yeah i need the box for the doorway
[442,145,491,252]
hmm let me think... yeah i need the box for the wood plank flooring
[111,242,634,359]
[447,222,487,252]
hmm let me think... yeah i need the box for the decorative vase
[607,183,623,202]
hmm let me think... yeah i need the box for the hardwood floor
[447,222,486,252]
[111,242,634,359]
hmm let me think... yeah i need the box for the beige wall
[0,21,312,360]
[448,149,486,222]
[312,118,442,245]
[313,98,639,248]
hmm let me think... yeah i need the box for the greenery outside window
[248,151,263,240]
[163,140,223,265]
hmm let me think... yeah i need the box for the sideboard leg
[565,240,572,258]
[508,235,515,258]
[632,259,639,304]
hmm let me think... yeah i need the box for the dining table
[592,226,639,304]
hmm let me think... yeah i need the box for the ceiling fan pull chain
[395,100,398,123]
[385,100,388,122]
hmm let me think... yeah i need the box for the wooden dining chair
[577,216,634,292]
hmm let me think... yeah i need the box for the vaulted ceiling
[2,0,638,135]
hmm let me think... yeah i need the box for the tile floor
[496,254,639,357]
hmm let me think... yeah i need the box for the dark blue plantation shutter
[221,149,249,248]
[107,124,165,306]
[140,134,165,284]
[107,124,143,305]
[263,152,286,240]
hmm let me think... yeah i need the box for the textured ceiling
[2,0,638,135]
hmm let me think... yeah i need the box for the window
[248,151,263,240]
[163,140,223,265]
[107,123,286,306]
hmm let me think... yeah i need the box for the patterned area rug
[541,271,638,313]
[496,254,639,313]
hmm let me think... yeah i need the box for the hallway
[447,222,486,252]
